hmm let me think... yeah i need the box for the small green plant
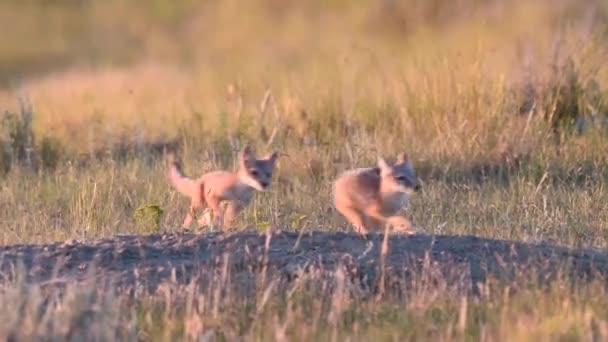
[290,212,308,231]
[133,204,164,234]
[255,221,271,233]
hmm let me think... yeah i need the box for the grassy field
[1,0,608,340]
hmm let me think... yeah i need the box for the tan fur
[333,152,420,235]
[167,146,278,230]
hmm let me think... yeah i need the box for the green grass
[1,0,608,340]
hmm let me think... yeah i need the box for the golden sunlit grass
[0,0,608,340]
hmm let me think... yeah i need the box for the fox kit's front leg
[222,188,253,228]
[386,215,413,234]
[183,200,198,228]
[223,200,244,228]
[365,205,414,233]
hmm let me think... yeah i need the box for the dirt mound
[0,231,606,292]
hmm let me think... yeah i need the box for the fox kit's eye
[250,170,259,176]
[395,176,406,182]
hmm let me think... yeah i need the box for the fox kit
[333,152,420,235]
[167,146,278,230]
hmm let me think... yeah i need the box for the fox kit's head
[378,152,421,194]
[238,146,278,192]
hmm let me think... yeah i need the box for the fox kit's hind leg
[203,194,224,229]
[195,199,247,230]
[182,183,205,228]
[182,205,194,227]
[336,202,369,235]
[197,208,213,227]
[183,198,202,228]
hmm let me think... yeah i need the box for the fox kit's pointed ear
[164,147,177,166]
[378,157,391,175]
[397,152,409,164]
[267,152,279,166]
[240,146,254,167]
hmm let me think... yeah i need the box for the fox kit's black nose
[414,184,421,192]
[260,181,269,188]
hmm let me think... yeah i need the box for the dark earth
[0,231,606,293]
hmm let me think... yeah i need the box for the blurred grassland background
[2,1,608,341]
[0,0,607,246]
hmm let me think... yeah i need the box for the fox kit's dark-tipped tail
[166,152,198,198]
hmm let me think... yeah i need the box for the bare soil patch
[0,231,606,292]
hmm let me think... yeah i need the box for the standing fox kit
[167,146,278,229]
[334,152,420,235]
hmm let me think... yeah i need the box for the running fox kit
[167,146,278,229]
[333,152,420,235]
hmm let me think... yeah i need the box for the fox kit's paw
[352,226,371,240]
[387,216,413,235]
[196,209,216,229]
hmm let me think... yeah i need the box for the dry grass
[1,250,607,341]
[1,0,608,340]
